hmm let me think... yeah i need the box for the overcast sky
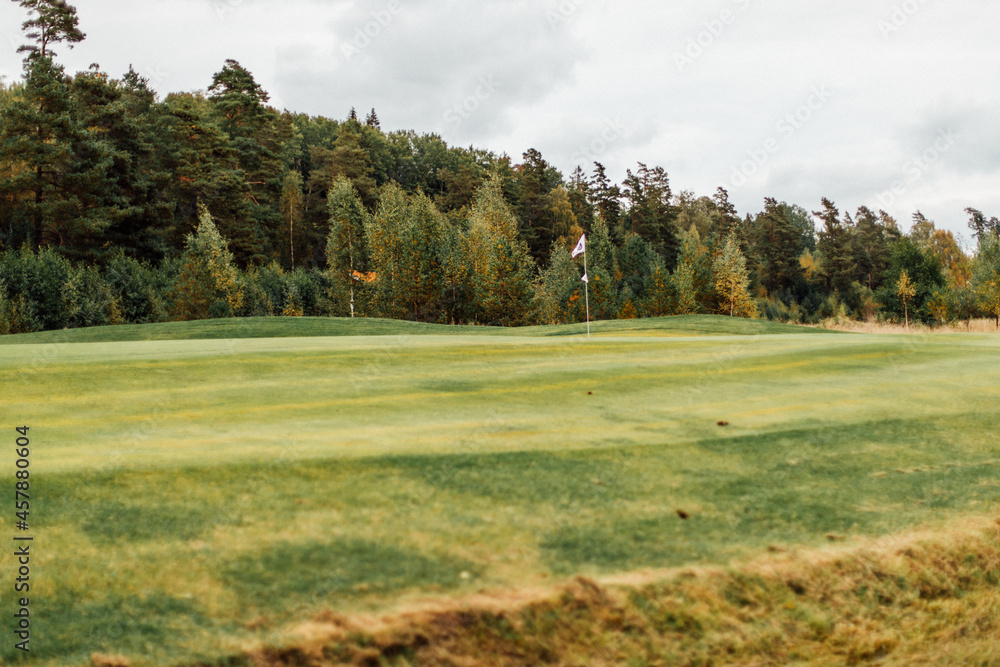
[2,0,998,244]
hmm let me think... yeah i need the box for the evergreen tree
[159,92,250,260]
[749,198,806,295]
[814,197,853,294]
[12,0,85,61]
[966,207,1000,242]
[280,170,304,268]
[710,187,742,247]
[0,56,113,255]
[208,60,292,264]
[515,148,562,266]
[94,67,176,260]
[331,120,377,208]
[170,205,244,320]
[621,163,679,265]
[566,166,594,233]
[615,232,656,313]
[207,59,270,137]
[589,162,621,230]
[852,206,899,291]
[364,108,380,129]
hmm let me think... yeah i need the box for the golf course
[2,315,999,666]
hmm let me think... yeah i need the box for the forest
[2,0,999,334]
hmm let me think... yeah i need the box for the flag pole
[584,244,590,339]
[572,234,590,339]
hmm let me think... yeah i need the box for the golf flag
[571,234,586,258]
[581,273,589,283]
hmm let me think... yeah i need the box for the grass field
[1,315,998,666]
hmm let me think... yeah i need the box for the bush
[104,254,160,324]
[66,265,114,329]
[0,247,72,331]
[0,288,41,334]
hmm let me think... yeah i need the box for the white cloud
[1,0,998,237]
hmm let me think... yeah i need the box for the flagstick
[584,246,590,339]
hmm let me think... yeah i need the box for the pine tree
[710,187,742,247]
[170,205,244,320]
[207,60,270,136]
[566,165,594,232]
[852,206,899,291]
[159,92,250,260]
[814,197,854,294]
[589,162,621,230]
[12,0,85,61]
[93,67,176,261]
[280,170,304,268]
[331,121,377,208]
[208,60,292,264]
[515,148,562,266]
[0,56,113,255]
[364,108,380,129]
[749,197,806,295]
[714,233,757,318]
[966,207,1000,243]
[621,163,679,264]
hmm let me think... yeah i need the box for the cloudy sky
[2,0,998,243]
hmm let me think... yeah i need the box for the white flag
[571,234,586,258]
[581,273,589,283]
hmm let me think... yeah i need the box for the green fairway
[0,313,830,345]
[1,316,998,666]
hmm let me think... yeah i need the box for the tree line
[1,0,998,334]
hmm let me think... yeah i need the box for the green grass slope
[1,326,996,666]
[0,314,830,345]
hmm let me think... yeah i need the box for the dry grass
[203,518,1000,667]
[811,317,999,334]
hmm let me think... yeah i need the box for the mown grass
[0,313,830,345]
[0,316,997,665]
